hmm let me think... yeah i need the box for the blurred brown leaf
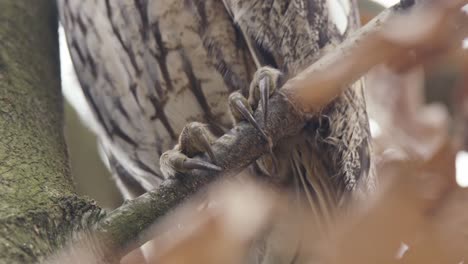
[140,178,277,264]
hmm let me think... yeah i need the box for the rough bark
[0,1,104,263]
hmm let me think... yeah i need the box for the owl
[59,0,373,262]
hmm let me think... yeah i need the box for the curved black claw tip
[200,133,217,164]
[259,76,270,125]
[182,158,222,172]
[233,99,270,143]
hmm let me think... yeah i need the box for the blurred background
[61,0,466,211]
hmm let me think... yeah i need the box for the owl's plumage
[59,0,372,262]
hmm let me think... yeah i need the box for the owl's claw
[228,66,283,178]
[182,157,222,172]
[249,66,281,124]
[160,150,221,178]
[160,122,220,178]
[228,66,281,148]
[248,66,282,176]
[162,67,282,179]
[179,122,217,164]
[259,74,271,125]
[229,92,270,143]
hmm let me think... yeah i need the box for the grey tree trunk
[0,1,103,263]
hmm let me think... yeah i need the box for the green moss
[0,0,70,215]
[0,195,105,263]
[0,1,103,262]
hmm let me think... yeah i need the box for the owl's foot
[160,122,221,178]
[229,66,282,176]
[229,66,282,146]
[248,66,282,124]
[229,92,270,142]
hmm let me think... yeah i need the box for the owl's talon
[160,122,220,178]
[248,66,281,122]
[228,66,282,150]
[182,158,222,172]
[229,92,270,143]
[179,122,217,162]
[248,66,282,176]
[259,74,271,124]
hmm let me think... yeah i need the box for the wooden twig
[283,0,467,112]
[91,1,467,260]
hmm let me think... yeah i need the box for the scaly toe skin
[229,92,270,143]
[160,122,221,178]
[259,76,270,124]
[247,66,282,176]
[248,66,282,124]
[226,67,282,178]
[160,149,221,178]
[179,122,217,163]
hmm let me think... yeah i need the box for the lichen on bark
[0,1,104,263]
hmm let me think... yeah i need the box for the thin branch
[92,1,467,260]
[283,0,467,112]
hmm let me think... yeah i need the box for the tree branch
[93,0,467,260]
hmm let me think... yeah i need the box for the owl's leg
[160,122,221,178]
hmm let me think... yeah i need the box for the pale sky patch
[456,151,468,187]
[371,0,399,8]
